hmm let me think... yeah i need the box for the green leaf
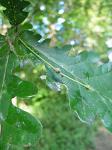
[0,33,42,147]
[14,39,30,57]
[20,30,112,132]
[0,0,30,25]
[0,91,11,122]
[7,75,38,98]
[0,45,16,122]
[0,104,42,149]
[0,34,5,48]
[45,65,62,91]
[0,43,17,136]
[19,22,33,31]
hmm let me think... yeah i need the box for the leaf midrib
[19,38,94,90]
[19,37,112,117]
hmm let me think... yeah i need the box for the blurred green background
[1,0,112,149]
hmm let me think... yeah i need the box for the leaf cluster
[0,0,112,149]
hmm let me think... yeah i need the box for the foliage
[0,0,30,25]
[32,87,97,150]
[20,30,112,130]
[0,0,112,149]
[28,0,112,53]
[0,0,42,149]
